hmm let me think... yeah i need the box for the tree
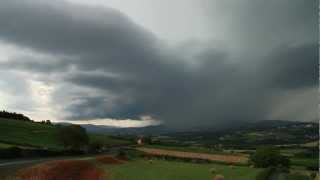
[45,120,52,125]
[143,136,153,145]
[57,125,89,150]
[250,146,290,168]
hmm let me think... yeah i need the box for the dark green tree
[58,125,89,150]
[250,146,290,168]
[88,140,104,153]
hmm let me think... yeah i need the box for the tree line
[0,110,53,125]
[0,110,32,121]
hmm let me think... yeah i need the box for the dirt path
[137,147,248,164]
[0,158,57,179]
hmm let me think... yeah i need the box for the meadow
[0,118,317,180]
[103,159,261,180]
[7,153,316,180]
[0,118,130,150]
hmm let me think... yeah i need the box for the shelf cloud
[0,0,317,128]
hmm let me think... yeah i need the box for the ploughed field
[137,147,248,164]
[15,160,104,180]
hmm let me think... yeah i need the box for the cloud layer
[0,0,317,128]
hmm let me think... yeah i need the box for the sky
[0,0,317,129]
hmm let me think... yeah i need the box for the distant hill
[159,120,319,147]
[81,120,318,148]
[80,120,318,135]
[81,124,172,135]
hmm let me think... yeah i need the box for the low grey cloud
[0,0,317,128]
[202,0,318,53]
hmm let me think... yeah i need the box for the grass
[302,141,319,148]
[0,142,14,148]
[90,134,131,147]
[291,158,318,168]
[278,173,310,180]
[0,118,61,149]
[0,118,131,150]
[102,159,261,180]
[280,148,305,157]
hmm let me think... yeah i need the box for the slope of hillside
[0,118,131,150]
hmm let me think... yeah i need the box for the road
[0,158,51,179]
[0,158,49,167]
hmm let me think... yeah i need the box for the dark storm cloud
[262,44,318,90]
[203,0,318,52]
[0,0,317,128]
[0,56,70,73]
[0,0,156,56]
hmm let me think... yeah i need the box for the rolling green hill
[0,118,131,150]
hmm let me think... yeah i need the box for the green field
[278,173,310,180]
[291,158,318,168]
[90,133,131,147]
[0,118,131,150]
[102,159,261,180]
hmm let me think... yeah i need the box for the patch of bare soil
[15,160,104,180]
[96,155,125,165]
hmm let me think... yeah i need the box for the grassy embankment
[0,118,131,150]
